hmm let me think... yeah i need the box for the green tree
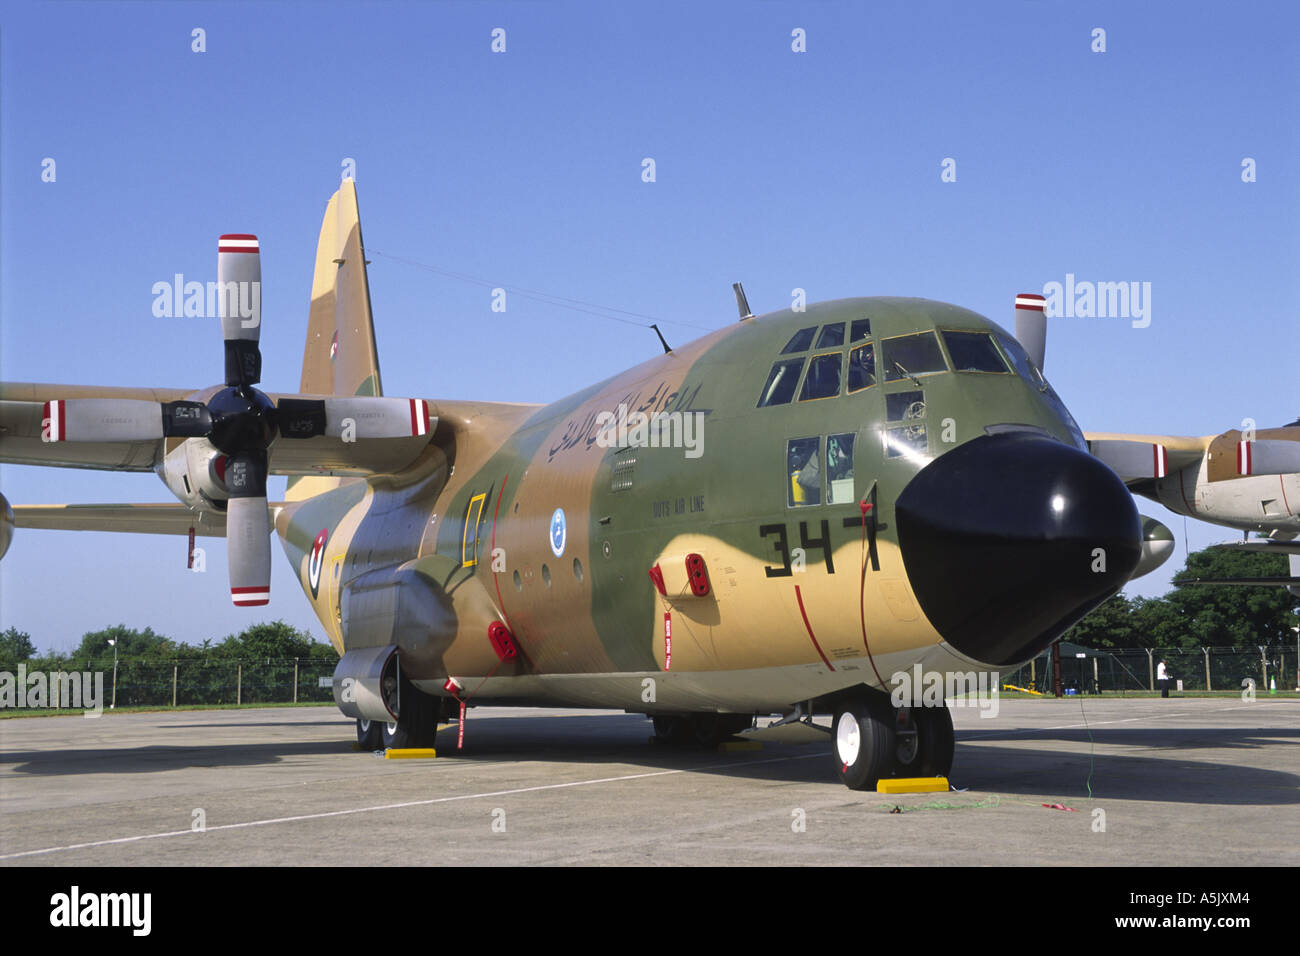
[1068,547,1299,654]
[215,620,317,659]
[73,624,176,663]
[0,626,36,663]
[1169,549,1299,648]
[1068,595,1136,649]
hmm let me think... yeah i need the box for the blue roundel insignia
[549,508,567,558]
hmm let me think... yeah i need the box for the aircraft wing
[11,502,261,536]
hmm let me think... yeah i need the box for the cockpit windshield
[881,332,947,382]
[941,330,1009,373]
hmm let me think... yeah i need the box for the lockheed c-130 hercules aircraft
[1,182,1178,790]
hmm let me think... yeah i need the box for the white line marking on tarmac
[0,752,823,861]
[961,702,1294,741]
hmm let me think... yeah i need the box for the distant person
[1157,659,1170,698]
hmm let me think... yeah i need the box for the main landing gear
[651,713,755,749]
[355,675,443,751]
[832,693,954,790]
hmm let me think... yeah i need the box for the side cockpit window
[848,343,876,392]
[827,433,855,503]
[799,353,842,401]
[781,326,818,354]
[787,437,821,506]
[816,323,845,348]
[757,358,805,407]
[763,316,875,409]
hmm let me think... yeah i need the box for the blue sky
[2,1,1297,653]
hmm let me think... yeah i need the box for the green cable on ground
[1079,693,1095,800]
[878,795,1001,813]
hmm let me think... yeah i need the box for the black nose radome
[895,432,1141,667]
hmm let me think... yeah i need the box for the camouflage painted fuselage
[278,296,1136,714]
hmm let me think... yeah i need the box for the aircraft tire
[833,697,895,790]
[893,706,954,777]
[356,718,382,751]
[380,686,439,750]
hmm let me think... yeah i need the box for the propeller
[40,233,432,606]
[1013,293,1047,371]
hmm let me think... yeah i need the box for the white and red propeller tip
[1236,439,1300,477]
[217,235,261,341]
[1088,439,1169,480]
[409,399,429,436]
[226,495,271,607]
[42,399,164,443]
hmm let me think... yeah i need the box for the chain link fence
[5,647,1296,711]
[0,658,338,710]
[1003,645,1298,695]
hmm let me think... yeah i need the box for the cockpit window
[994,332,1087,448]
[799,353,842,401]
[994,332,1047,387]
[886,390,925,422]
[757,358,805,407]
[787,437,821,507]
[826,433,855,503]
[816,323,845,348]
[847,343,876,392]
[850,319,871,342]
[942,330,1010,373]
[781,326,818,354]
[881,331,947,381]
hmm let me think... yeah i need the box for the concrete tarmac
[1,697,1296,866]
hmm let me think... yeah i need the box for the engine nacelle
[1131,515,1175,580]
[155,438,230,511]
[332,644,400,722]
[0,493,13,561]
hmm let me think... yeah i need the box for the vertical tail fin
[300,180,384,397]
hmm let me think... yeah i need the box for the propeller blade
[43,399,163,442]
[275,398,327,439]
[224,451,270,606]
[1013,293,1047,372]
[218,234,263,387]
[1235,439,1300,477]
[161,400,213,438]
[276,397,432,440]
[1089,439,1170,481]
[40,399,214,443]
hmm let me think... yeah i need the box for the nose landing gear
[833,694,954,790]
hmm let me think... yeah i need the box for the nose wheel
[892,705,955,778]
[833,695,954,790]
[833,697,895,790]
